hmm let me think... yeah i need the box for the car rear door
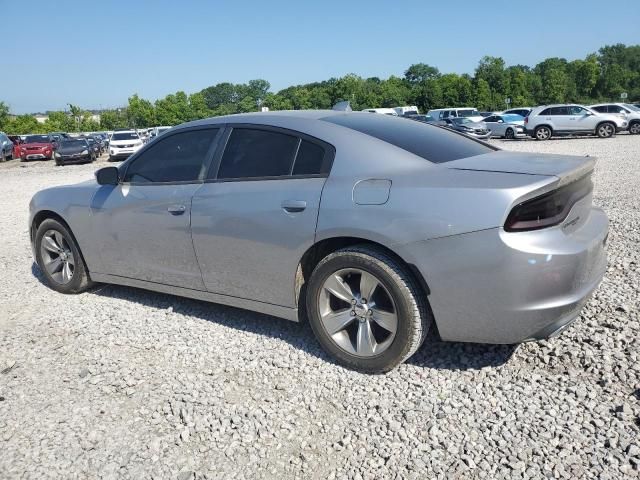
[190,125,334,308]
[90,127,223,290]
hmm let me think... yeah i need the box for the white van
[362,108,398,115]
[393,106,419,116]
[426,108,484,122]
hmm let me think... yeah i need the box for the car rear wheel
[35,218,94,294]
[596,122,615,138]
[629,121,640,135]
[534,126,552,140]
[505,128,515,139]
[306,245,431,373]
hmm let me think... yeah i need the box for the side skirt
[90,272,299,322]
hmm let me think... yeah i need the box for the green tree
[534,58,570,104]
[404,63,440,84]
[7,115,41,134]
[0,101,10,131]
[127,94,156,128]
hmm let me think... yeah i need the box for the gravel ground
[0,136,639,479]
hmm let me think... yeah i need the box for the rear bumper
[398,207,609,344]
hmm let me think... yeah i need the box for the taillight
[504,176,593,232]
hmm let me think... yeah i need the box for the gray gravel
[1,136,639,479]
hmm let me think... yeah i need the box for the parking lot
[0,135,639,479]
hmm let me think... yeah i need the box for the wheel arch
[295,236,432,321]
[31,210,91,274]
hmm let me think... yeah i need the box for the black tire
[596,122,615,138]
[35,218,94,294]
[305,245,431,373]
[505,128,515,139]
[628,121,640,135]
[534,125,552,140]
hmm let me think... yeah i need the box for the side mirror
[96,166,119,185]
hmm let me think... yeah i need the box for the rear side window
[549,107,570,115]
[322,113,496,163]
[292,140,327,175]
[217,129,299,179]
[124,128,219,183]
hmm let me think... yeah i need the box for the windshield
[458,109,480,117]
[322,113,495,164]
[624,103,640,112]
[60,140,87,148]
[502,114,524,122]
[452,117,473,125]
[86,138,95,143]
[112,132,139,141]
[25,135,50,143]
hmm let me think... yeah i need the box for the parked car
[28,111,608,372]
[0,132,13,161]
[108,130,143,161]
[525,104,627,140]
[438,117,491,139]
[393,106,419,116]
[19,135,57,161]
[503,108,532,118]
[54,139,96,166]
[405,114,436,124]
[48,132,69,143]
[427,108,484,122]
[362,108,398,115]
[8,135,22,160]
[148,126,173,140]
[589,103,640,135]
[482,114,526,139]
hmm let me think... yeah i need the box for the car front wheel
[306,245,431,373]
[505,128,515,139]
[35,218,94,294]
[596,122,615,138]
[628,121,640,135]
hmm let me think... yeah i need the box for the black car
[54,139,96,166]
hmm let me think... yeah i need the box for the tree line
[1,43,638,134]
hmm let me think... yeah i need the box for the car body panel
[191,177,326,307]
[90,183,205,290]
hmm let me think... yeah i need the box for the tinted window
[292,140,327,175]
[484,116,499,122]
[540,108,552,115]
[568,106,587,115]
[25,135,50,143]
[124,128,219,183]
[609,105,625,113]
[549,107,570,115]
[592,106,607,113]
[322,113,496,164]
[217,129,299,179]
[112,132,139,141]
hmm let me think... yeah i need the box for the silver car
[482,114,526,139]
[29,111,609,372]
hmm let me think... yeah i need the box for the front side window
[592,106,608,113]
[124,128,219,183]
[217,129,299,179]
[568,106,587,115]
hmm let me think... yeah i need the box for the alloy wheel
[598,123,614,138]
[40,230,75,284]
[318,268,398,357]
[629,123,640,135]
[505,128,514,139]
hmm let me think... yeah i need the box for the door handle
[167,205,186,215]
[281,200,307,213]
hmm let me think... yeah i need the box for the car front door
[568,106,596,132]
[91,127,222,290]
[191,126,334,308]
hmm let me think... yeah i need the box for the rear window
[322,113,495,163]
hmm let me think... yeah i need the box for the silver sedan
[29,111,608,372]
[483,114,526,139]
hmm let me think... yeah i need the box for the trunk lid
[446,150,595,186]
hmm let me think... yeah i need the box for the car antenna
[332,101,352,112]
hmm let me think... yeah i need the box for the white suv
[525,104,628,140]
[589,103,640,135]
[108,130,144,161]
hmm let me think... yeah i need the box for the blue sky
[3,0,639,113]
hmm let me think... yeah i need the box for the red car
[20,135,57,161]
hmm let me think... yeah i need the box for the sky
[2,0,639,114]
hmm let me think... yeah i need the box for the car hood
[23,142,53,148]
[457,121,487,129]
[446,150,595,185]
[58,146,89,154]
